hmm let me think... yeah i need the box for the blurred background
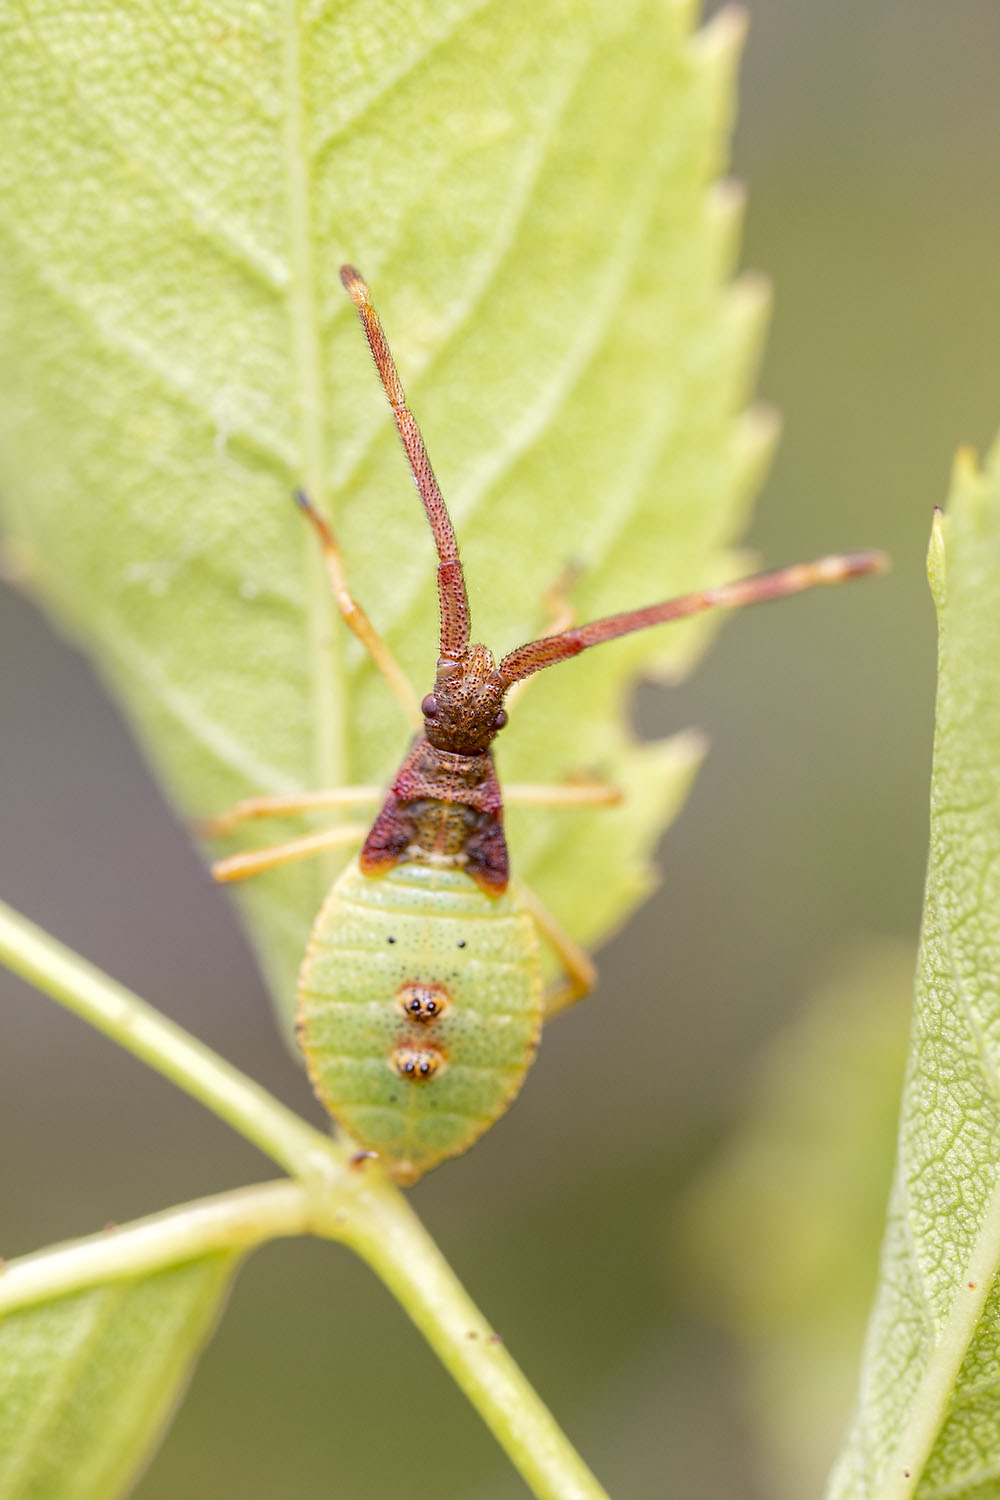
[2,1,999,1495]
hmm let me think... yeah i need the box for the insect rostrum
[204,265,887,1185]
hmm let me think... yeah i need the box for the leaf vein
[0,1282,126,1493]
[309,0,499,162]
[0,219,295,472]
[351,43,676,648]
[941,919,1000,1107]
[15,10,287,291]
[93,611,304,795]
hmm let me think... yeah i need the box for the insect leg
[197,786,381,839]
[211,823,368,884]
[516,881,597,1019]
[296,490,423,729]
[504,563,579,714]
[504,781,621,807]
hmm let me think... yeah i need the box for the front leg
[198,785,380,839]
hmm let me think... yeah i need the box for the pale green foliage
[681,943,911,1499]
[828,445,1000,1500]
[0,6,763,1494]
[0,0,770,1021]
[0,1258,236,1500]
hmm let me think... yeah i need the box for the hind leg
[515,881,597,1019]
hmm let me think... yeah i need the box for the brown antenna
[340,265,470,661]
[495,551,889,688]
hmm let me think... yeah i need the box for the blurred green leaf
[0,0,769,1025]
[828,445,1000,1499]
[0,1256,236,1500]
[680,943,911,1500]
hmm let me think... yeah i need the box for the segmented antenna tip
[293,489,334,548]
[845,549,891,578]
[340,264,369,307]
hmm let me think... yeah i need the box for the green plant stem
[0,1181,309,1314]
[344,1190,613,1500]
[0,895,612,1500]
[0,897,340,1182]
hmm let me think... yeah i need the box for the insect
[203,265,887,1185]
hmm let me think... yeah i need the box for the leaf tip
[722,275,774,417]
[670,725,710,767]
[927,505,947,603]
[709,174,746,216]
[732,403,782,505]
[689,3,749,133]
[729,268,773,340]
[706,177,748,275]
[0,536,39,591]
[696,4,749,59]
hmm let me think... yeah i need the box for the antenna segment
[340,265,470,661]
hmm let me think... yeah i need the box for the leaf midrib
[283,0,343,800]
[1,1286,124,1494]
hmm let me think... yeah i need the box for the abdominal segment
[297,857,543,1184]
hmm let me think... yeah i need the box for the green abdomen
[298,858,543,1183]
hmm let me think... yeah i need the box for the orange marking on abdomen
[396,981,450,1023]
[391,1044,446,1081]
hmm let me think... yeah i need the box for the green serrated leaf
[0,1255,236,1500]
[0,0,769,1024]
[828,445,1000,1500]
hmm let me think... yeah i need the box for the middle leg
[504,781,621,808]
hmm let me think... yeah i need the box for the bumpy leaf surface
[0,1256,236,1500]
[828,445,1000,1500]
[0,0,769,1019]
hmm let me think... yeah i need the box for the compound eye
[493,708,508,732]
[421,693,438,719]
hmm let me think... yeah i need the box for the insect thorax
[360,736,509,893]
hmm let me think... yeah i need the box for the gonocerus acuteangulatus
[202,265,887,1185]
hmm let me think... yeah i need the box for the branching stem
[0,1181,310,1313]
[0,899,340,1184]
[0,897,611,1500]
